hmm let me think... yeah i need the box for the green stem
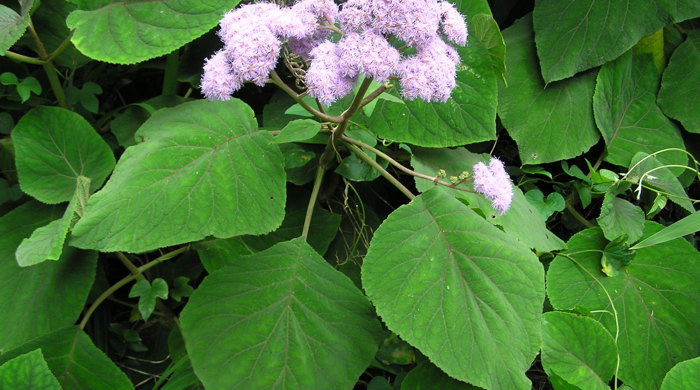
[346,143,415,200]
[4,51,45,65]
[117,252,144,281]
[46,30,75,62]
[341,135,476,194]
[27,18,68,108]
[161,50,180,96]
[565,196,595,228]
[78,246,188,330]
[358,84,389,110]
[302,164,325,240]
[269,70,342,123]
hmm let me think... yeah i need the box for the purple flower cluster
[201,0,338,100]
[473,158,513,215]
[202,0,468,104]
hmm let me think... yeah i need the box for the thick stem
[358,84,389,110]
[346,142,416,200]
[27,18,69,108]
[162,50,180,96]
[46,30,75,61]
[302,164,325,240]
[565,197,595,228]
[269,70,342,123]
[4,51,45,64]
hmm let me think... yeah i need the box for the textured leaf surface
[71,99,286,253]
[593,52,686,169]
[533,0,700,82]
[0,202,96,353]
[658,30,700,133]
[401,362,481,390]
[499,15,599,164]
[0,327,133,390]
[541,311,616,390]
[660,357,700,390]
[411,147,566,252]
[272,119,322,144]
[0,349,60,389]
[546,223,700,390]
[362,188,544,389]
[0,1,33,54]
[597,192,645,243]
[368,37,497,147]
[180,238,382,389]
[12,106,115,204]
[66,0,241,64]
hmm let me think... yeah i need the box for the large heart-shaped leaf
[71,99,286,253]
[0,202,96,353]
[12,106,115,204]
[533,0,700,82]
[0,327,133,390]
[362,188,544,389]
[593,51,686,169]
[0,349,60,390]
[658,30,700,133]
[498,14,599,165]
[401,362,481,390]
[546,223,700,390]
[541,311,617,390]
[66,0,241,64]
[410,147,566,252]
[180,238,381,389]
[660,357,700,390]
[0,0,33,54]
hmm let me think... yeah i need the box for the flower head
[305,42,357,105]
[438,1,468,45]
[472,157,513,215]
[398,38,457,102]
[200,50,242,101]
[338,31,400,82]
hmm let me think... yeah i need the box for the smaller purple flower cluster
[201,0,468,104]
[472,158,513,215]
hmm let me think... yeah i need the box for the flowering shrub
[1,0,699,389]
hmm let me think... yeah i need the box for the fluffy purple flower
[201,50,242,101]
[292,0,339,25]
[338,31,400,82]
[374,0,441,46]
[472,157,513,215]
[438,1,468,45]
[398,38,457,102]
[338,0,373,32]
[306,42,357,105]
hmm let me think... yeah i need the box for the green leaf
[194,237,254,273]
[129,278,168,321]
[0,202,96,353]
[546,223,700,390]
[469,13,506,81]
[498,15,599,164]
[658,30,700,133]
[627,152,694,212]
[0,327,133,390]
[401,362,481,390]
[170,276,194,302]
[362,188,544,389]
[593,51,686,169]
[0,349,60,390]
[660,357,700,390]
[180,238,382,389]
[368,38,497,147]
[631,211,700,249]
[12,106,116,204]
[523,189,565,221]
[597,191,645,243]
[71,99,286,253]
[411,147,566,252]
[66,0,241,64]
[272,119,322,144]
[0,1,34,55]
[541,312,617,390]
[600,237,636,277]
[16,176,91,267]
[533,0,700,82]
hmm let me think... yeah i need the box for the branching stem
[27,18,68,108]
[345,142,416,200]
[269,70,342,123]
